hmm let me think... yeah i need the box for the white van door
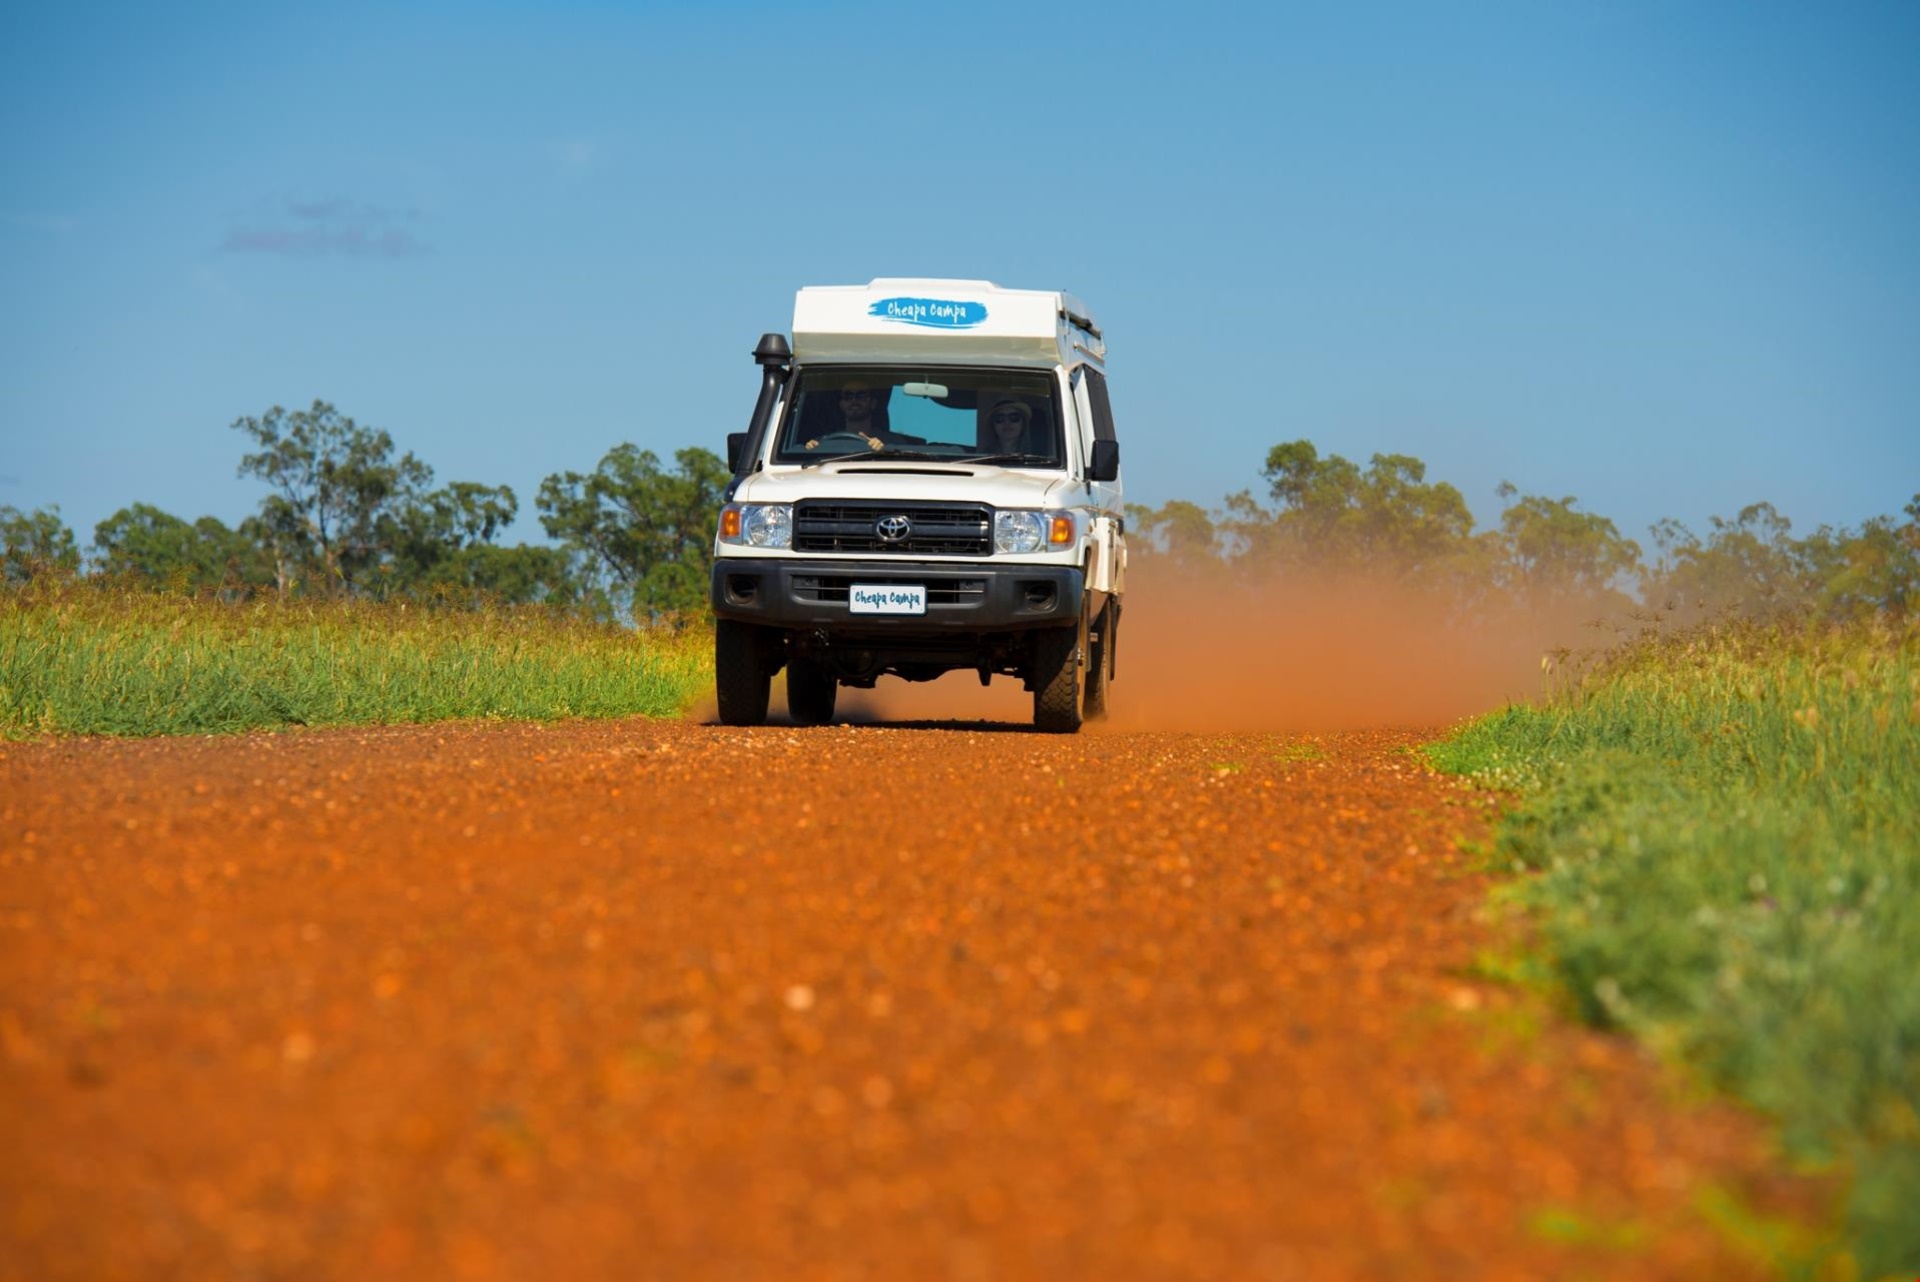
[1072,366,1125,596]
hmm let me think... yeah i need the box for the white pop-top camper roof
[791,279,1105,370]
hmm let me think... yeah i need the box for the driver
[804,384,911,451]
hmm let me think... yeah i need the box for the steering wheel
[805,431,881,452]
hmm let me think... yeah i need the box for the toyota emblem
[875,514,912,543]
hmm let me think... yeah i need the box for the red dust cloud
[835,567,1609,732]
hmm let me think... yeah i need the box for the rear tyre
[786,656,838,726]
[1031,614,1085,734]
[715,620,773,727]
[1083,602,1110,722]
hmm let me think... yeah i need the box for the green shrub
[1433,617,1920,1275]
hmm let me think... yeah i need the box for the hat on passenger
[981,396,1033,448]
[985,396,1032,424]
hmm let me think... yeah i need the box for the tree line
[1125,441,1919,623]
[3,402,1915,625]
[0,401,729,620]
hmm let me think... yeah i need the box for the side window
[1082,367,1117,443]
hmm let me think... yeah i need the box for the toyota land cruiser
[710,279,1125,733]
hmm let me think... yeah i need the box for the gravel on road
[0,720,1816,1279]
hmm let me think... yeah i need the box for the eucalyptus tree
[537,444,729,621]
[92,504,263,594]
[1494,482,1642,605]
[232,400,430,594]
[1223,440,1491,587]
[0,505,79,584]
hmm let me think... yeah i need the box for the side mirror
[1087,439,1120,482]
[726,432,747,472]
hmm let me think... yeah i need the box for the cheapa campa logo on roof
[867,297,988,329]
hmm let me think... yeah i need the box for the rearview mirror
[726,431,747,472]
[1088,438,1120,482]
[902,381,948,399]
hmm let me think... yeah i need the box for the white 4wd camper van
[710,279,1125,733]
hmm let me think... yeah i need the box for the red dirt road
[2,720,1809,1280]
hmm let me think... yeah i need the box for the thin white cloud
[223,196,429,258]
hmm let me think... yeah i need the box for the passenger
[981,396,1033,454]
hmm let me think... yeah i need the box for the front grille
[793,502,992,555]
[792,576,987,606]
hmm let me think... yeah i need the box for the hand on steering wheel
[803,431,883,451]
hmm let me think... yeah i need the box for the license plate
[849,583,926,615]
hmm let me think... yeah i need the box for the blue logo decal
[868,297,988,329]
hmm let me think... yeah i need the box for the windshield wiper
[803,447,947,467]
[962,452,1056,467]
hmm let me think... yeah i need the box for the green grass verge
[1429,616,1920,1277]
[1,584,714,737]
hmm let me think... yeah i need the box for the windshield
[773,368,1064,467]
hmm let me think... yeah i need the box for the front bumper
[711,557,1084,631]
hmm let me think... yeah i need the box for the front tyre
[715,619,773,727]
[1031,614,1085,734]
[786,656,838,726]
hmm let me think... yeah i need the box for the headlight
[994,510,1078,553]
[719,503,793,549]
[993,510,1076,553]
[744,504,792,548]
[994,510,1046,554]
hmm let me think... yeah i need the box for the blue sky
[4,0,1917,553]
